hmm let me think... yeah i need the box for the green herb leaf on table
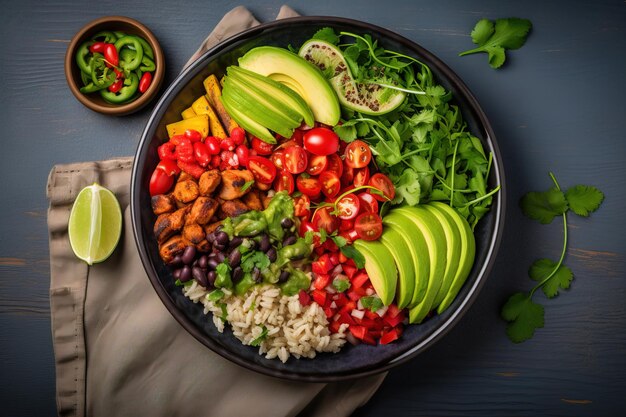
[501,292,545,343]
[528,259,574,298]
[459,18,532,69]
[520,187,568,224]
[565,185,605,217]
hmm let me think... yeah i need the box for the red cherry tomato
[220,138,235,151]
[103,43,119,67]
[251,137,274,155]
[298,220,317,237]
[293,194,311,218]
[353,167,370,187]
[108,79,123,93]
[235,145,249,167]
[247,155,276,184]
[284,146,308,175]
[344,140,372,168]
[341,166,354,187]
[157,142,177,160]
[357,192,379,213]
[307,155,327,176]
[193,142,211,167]
[336,194,361,220]
[184,129,202,142]
[319,171,341,198]
[339,218,354,232]
[156,159,181,176]
[354,212,383,241]
[139,71,152,93]
[296,174,322,197]
[89,42,106,54]
[312,206,339,234]
[369,173,396,202]
[175,137,194,163]
[149,168,174,196]
[325,153,343,177]
[270,150,286,170]
[204,136,221,155]
[230,127,245,145]
[303,127,339,155]
[290,129,304,146]
[273,170,295,194]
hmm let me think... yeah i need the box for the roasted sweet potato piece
[177,171,194,183]
[242,190,263,211]
[204,221,222,235]
[199,170,221,196]
[183,223,205,244]
[218,169,254,200]
[218,199,249,219]
[188,197,219,225]
[151,194,176,215]
[159,235,188,263]
[153,206,188,243]
[173,180,199,203]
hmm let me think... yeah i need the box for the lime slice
[68,183,122,265]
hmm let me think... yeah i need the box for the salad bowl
[130,16,505,382]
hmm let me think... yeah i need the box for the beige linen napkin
[48,6,386,417]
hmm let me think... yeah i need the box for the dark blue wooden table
[1,1,625,416]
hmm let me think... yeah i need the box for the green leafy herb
[360,296,384,312]
[311,27,340,45]
[340,245,366,269]
[241,251,271,273]
[459,18,532,68]
[219,302,228,322]
[207,289,225,302]
[239,180,255,193]
[332,277,351,292]
[330,235,347,248]
[214,262,233,289]
[250,325,269,347]
[501,173,604,342]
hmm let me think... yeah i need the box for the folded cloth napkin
[48,6,386,417]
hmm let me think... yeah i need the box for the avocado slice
[220,96,275,144]
[429,202,476,314]
[422,204,462,311]
[390,207,447,323]
[380,227,416,309]
[353,239,397,306]
[238,46,340,126]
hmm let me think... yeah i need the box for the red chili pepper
[139,71,152,94]
[108,79,123,93]
[104,43,119,67]
[176,160,204,179]
[157,142,177,160]
[175,137,194,163]
[89,42,106,54]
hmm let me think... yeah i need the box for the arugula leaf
[565,185,604,217]
[528,259,573,298]
[250,325,269,346]
[501,292,544,343]
[311,27,339,45]
[339,245,366,269]
[520,188,568,224]
[459,18,532,68]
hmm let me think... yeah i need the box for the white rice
[182,281,347,363]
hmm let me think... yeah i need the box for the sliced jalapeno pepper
[92,31,117,43]
[139,55,155,72]
[113,31,127,39]
[114,36,143,71]
[75,41,94,74]
[135,36,154,60]
[100,71,139,103]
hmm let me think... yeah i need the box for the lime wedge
[68,183,122,265]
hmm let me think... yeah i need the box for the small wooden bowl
[65,16,165,116]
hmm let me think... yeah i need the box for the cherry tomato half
[273,170,295,194]
[251,137,274,155]
[369,173,396,202]
[303,127,339,156]
[354,212,383,241]
[344,140,372,168]
[149,167,174,196]
[357,192,379,214]
[296,174,322,197]
[293,194,311,218]
[247,155,277,184]
[353,167,370,187]
[307,155,327,176]
[319,171,341,198]
[284,145,308,175]
[270,150,286,170]
[325,153,343,177]
[336,194,361,220]
[312,206,340,234]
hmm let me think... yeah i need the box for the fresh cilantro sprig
[459,18,532,68]
[501,173,604,343]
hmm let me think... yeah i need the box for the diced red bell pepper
[338,252,349,264]
[329,319,343,334]
[311,289,327,306]
[347,289,362,302]
[349,325,368,340]
[313,274,331,290]
[312,254,333,275]
[386,304,402,318]
[351,272,370,289]
[361,334,377,345]
[334,293,348,308]
[323,307,334,319]
[342,264,357,279]
[177,160,204,179]
[339,300,356,315]
[338,311,356,326]
[383,310,406,328]
[298,290,311,306]
[380,328,401,345]
[364,309,380,321]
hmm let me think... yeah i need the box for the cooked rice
[183,281,347,363]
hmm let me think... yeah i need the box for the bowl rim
[64,15,165,116]
[131,15,506,382]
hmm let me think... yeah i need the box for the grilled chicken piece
[242,190,263,211]
[183,223,205,245]
[195,239,211,252]
[151,194,176,215]
[173,180,199,203]
[159,235,189,263]
[217,169,254,200]
[261,193,273,209]
[177,171,194,183]
[255,181,271,191]
[204,220,222,235]
[153,206,188,243]
[187,197,219,225]
[218,199,249,219]
[199,170,221,196]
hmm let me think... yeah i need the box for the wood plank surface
[1,0,624,416]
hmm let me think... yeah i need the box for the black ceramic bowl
[131,16,505,382]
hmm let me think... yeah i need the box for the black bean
[172,268,182,280]
[181,246,197,265]
[215,252,226,263]
[278,270,290,283]
[282,235,297,247]
[215,231,229,246]
[197,255,208,269]
[229,236,243,249]
[266,247,277,263]
[179,265,192,282]
[207,258,219,270]
[228,249,241,267]
[193,266,208,287]
[259,234,270,252]
[169,255,183,267]
[252,267,262,283]
[207,271,217,286]
[206,233,216,244]
[281,217,294,229]
[213,243,227,252]
[232,266,243,283]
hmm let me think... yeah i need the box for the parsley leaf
[565,185,604,217]
[520,187,568,224]
[459,18,532,68]
[339,245,366,269]
[360,296,384,312]
[312,27,339,45]
[501,292,544,343]
[250,325,269,346]
[529,259,573,298]
[332,277,350,293]
[241,251,270,273]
